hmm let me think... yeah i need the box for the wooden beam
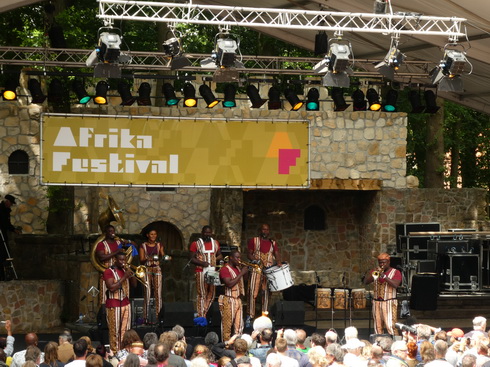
[310,178,382,190]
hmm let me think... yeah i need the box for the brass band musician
[364,252,402,335]
[219,250,248,341]
[189,225,222,318]
[139,228,170,324]
[246,224,281,325]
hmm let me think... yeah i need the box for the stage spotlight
[375,45,405,80]
[2,79,18,101]
[409,90,425,113]
[383,89,398,112]
[306,88,320,111]
[246,85,266,108]
[94,81,109,105]
[137,82,152,106]
[117,81,136,106]
[201,33,244,83]
[86,28,130,78]
[72,80,91,104]
[314,41,352,88]
[222,84,236,108]
[183,84,197,107]
[424,90,440,114]
[351,89,366,111]
[162,37,191,70]
[28,79,46,104]
[431,48,468,93]
[48,79,64,105]
[373,0,387,13]
[162,83,179,106]
[285,89,303,111]
[268,87,282,110]
[366,88,381,111]
[331,87,350,111]
[199,84,219,108]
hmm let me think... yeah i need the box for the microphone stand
[342,272,347,329]
[0,229,18,280]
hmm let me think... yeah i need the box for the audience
[11,333,44,367]
[40,342,64,367]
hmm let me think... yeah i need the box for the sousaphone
[90,195,133,273]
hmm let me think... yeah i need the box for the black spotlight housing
[351,89,366,111]
[268,86,282,110]
[331,87,350,111]
[199,84,219,108]
[162,83,179,106]
[137,82,152,106]
[409,90,425,113]
[117,81,136,106]
[285,89,303,111]
[383,89,398,112]
[28,79,46,104]
[306,88,320,111]
[314,31,329,56]
[366,88,381,111]
[424,90,440,114]
[183,83,197,107]
[222,84,236,108]
[72,80,91,104]
[94,81,109,105]
[48,79,64,105]
[246,85,266,108]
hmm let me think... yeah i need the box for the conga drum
[334,289,348,309]
[351,288,366,309]
[316,288,332,309]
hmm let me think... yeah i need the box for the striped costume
[219,264,245,341]
[247,237,276,318]
[96,239,122,305]
[103,267,131,352]
[190,238,220,317]
[141,242,163,322]
[372,267,402,335]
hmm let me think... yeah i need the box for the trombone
[125,264,149,288]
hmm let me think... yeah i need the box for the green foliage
[0,5,46,47]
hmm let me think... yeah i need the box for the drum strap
[224,264,244,297]
[197,238,217,265]
[254,237,275,267]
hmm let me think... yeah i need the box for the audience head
[275,338,287,353]
[73,338,88,358]
[130,342,144,356]
[407,341,418,360]
[143,332,159,350]
[122,330,141,350]
[473,317,487,331]
[218,356,231,367]
[417,325,432,341]
[434,340,448,358]
[344,327,358,341]
[308,346,327,366]
[234,339,249,355]
[260,328,274,343]
[420,341,435,363]
[371,345,384,360]
[391,341,408,360]
[173,341,187,358]
[377,336,393,353]
[435,330,447,342]
[0,349,6,363]
[80,336,94,353]
[311,333,326,348]
[43,341,59,364]
[86,354,103,367]
[283,329,297,346]
[95,345,106,359]
[326,343,344,363]
[342,338,364,355]
[296,330,307,345]
[204,332,219,347]
[159,331,179,350]
[191,357,209,367]
[266,353,281,367]
[25,333,39,347]
[25,346,42,364]
[172,325,186,340]
[325,330,338,344]
[191,345,213,362]
[147,344,157,365]
[462,354,477,367]
[154,343,169,363]
[123,353,141,367]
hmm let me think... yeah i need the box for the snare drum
[351,288,366,309]
[316,288,332,309]
[334,289,348,309]
[264,263,294,292]
[204,267,221,286]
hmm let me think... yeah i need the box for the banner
[40,114,309,188]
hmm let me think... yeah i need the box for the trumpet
[125,264,149,287]
[372,268,383,280]
[238,259,263,272]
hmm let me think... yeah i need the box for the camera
[395,323,417,334]
[104,345,111,354]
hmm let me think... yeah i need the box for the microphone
[342,272,346,284]
[315,271,321,284]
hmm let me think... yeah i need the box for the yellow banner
[41,115,309,188]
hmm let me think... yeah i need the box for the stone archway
[141,221,184,251]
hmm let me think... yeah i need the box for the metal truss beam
[97,0,466,39]
[0,46,431,80]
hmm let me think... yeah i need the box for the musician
[139,228,170,324]
[219,249,248,342]
[96,225,125,304]
[189,225,223,318]
[246,224,281,325]
[364,252,402,335]
[103,252,137,352]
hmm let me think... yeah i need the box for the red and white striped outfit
[141,242,163,322]
[372,267,402,335]
[219,264,244,341]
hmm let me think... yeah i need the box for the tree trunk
[424,98,445,188]
[46,186,74,234]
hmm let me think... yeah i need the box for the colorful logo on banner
[41,115,309,188]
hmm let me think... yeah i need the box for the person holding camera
[364,253,402,336]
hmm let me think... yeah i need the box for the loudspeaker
[410,274,438,310]
[270,301,305,326]
[131,298,157,326]
[159,302,194,327]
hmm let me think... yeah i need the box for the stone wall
[0,280,64,332]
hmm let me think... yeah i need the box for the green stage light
[162,83,179,106]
